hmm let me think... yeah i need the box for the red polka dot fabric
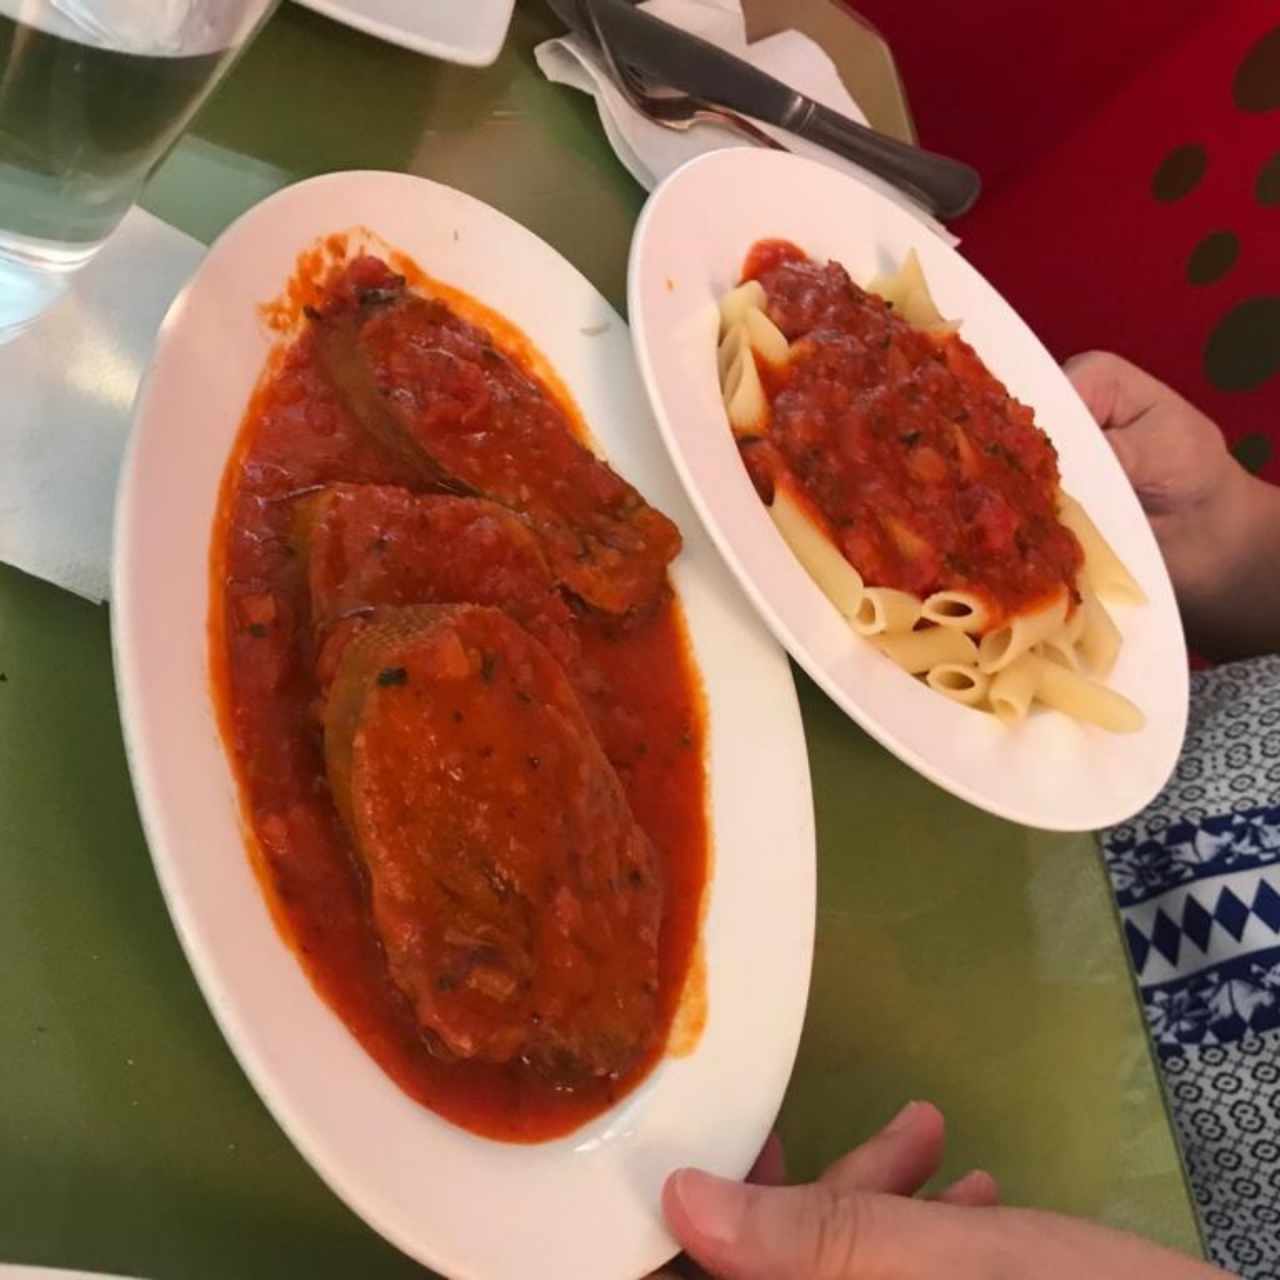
[846,2,1280,479]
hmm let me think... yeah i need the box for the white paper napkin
[535,0,957,244]
[0,207,204,604]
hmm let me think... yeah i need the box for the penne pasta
[1077,588,1122,678]
[921,589,990,634]
[926,663,989,706]
[988,654,1040,725]
[867,253,917,312]
[977,590,1068,674]
[868,248,958,334]
[1027,654,1144,733]
[1035,634,1081,671]
[718,279,767,331]
[716,258,1149,734]
[1058,492,1147,606]
[716,305,785,435]
[744,306,790,366]
[717,322,746,382]
[769,480,865,622]
[1036,608,1084,670]
[721,342,768,438]
[1064,602,1087,645]
[874,626,978,675]
[853,586,923,637]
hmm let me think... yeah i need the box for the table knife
[546,0,980,218]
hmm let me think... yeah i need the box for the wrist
[1177,466,1280,659]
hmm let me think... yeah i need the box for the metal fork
[576,0,788,152]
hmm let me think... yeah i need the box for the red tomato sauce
[740,240,1082,625]
[209,244,708,1142]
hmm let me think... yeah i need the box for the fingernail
[670,1168,748,1246]
[885,1100,921,1134]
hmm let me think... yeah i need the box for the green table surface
[0,3,1202,1275]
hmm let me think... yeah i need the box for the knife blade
[546,0,980,218]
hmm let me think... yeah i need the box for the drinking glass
[0,0,277,342]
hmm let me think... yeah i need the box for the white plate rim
[291,0,516,66]
[627,147,1189,834]
[111,169,815,1279]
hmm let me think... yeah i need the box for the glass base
[0,253,70,344]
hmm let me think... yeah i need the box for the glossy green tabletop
[1,3,1201,1274]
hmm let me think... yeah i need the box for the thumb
[1063,353,1166,492]
[664,1170,865,1280]
[664,1168,998,1280]
[1101,421,1151,492]
[1063,350,1166,431]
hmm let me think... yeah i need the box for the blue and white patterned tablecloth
[1104,655,1280,1276]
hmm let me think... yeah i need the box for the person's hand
[1066,350,1280,659]
[1064,351,1241,597]
[658,1101,1228,1279]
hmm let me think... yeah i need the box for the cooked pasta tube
[718,279,767,330]
[867,254,911,309]
[926,663,989,706]
[874,626,978,675]
[868,249,957,333]
[1036,606,1084,669]
[1058,493,1147,605]
[1036,634,1081,670]
[769,482,864,622]
[988,654,1040,725]
[853,586,923,637]
[717,322,746,382]
[1077,589,1122,678]
[977,591,1068,674]
[1064,601,1087,644]
[921,589,991,634]
[1026,654,1144,733]
[744,306,789,366]
[721,343,768,438]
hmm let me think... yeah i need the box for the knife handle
[792,101,981,220]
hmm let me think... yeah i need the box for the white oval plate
[292,0,514,66]
[112,171,814,1279]
[628,149,1188,833]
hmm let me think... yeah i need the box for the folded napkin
[535,0,957,244]
[0,208,204,604]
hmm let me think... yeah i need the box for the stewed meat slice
[324,604,663,1083]
[311,259,681,614]
[295,483,579,674]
